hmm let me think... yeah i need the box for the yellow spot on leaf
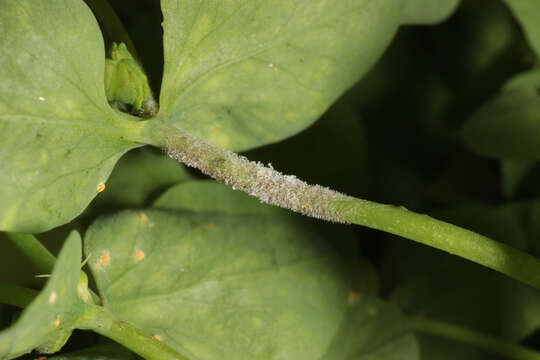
[53,318,60,328]
[97,183,106,193]
[48,291,57,304]
[135,250,145,261]
[95,261,102,270]
[153,334,162,341]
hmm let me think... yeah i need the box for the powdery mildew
[166,133,351,223]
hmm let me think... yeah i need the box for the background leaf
[504,0,540,55]
[401,0,460,25]
[0,231,83,359]
[246,101,369,197]
[84,208,418,360]
[0,0,143,233]
[321,297,419,360]
[386,201,540,359]
[461,69,540,160]
[157,0,458,151]
[154,180,282,215]
[84,210,351,360]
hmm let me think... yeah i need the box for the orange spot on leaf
[135,250,145,261]
[100,252,110,265]
[97,183,106,193]
[348,291,360,304]
[138,212,148,221]
[53,318,60,328]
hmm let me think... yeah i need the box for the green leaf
[0,0,143,233]
[0,231,84,359]
[85,210,349,359]
[391,244,540,342]
[501,158,538,197]
[414,334,491,360]
[504,0,540,55]
[153,180,282,215]
[157,0,457,151]
[461,69,540,159]
[401,0,460,25]
[87,147,191,215]
[154,179,381,296]
[84,209,418,359]
[321,297,419,359]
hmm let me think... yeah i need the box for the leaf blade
[0,231,83,359]
[0,0,142,232]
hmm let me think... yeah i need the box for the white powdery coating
[166,134,350,223]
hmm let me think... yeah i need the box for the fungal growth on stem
[165,132,353,223]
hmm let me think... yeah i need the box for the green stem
[4,232,56,274]
[411,317,540,360]
[145,122,540,289]
[84,0,138,58]
[0,283,38,308]
[78,304,188,360]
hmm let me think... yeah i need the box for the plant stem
[0,283,37,308]
[78,304,188,360]
[145,122,540,289]
[411,316,540,360]
[4,232,56,274]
